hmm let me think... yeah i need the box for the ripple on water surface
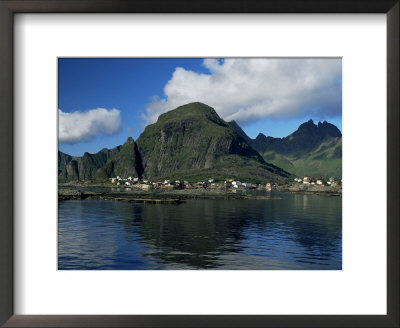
[58,191,342,270]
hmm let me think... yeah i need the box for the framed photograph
[0,1,398,327]
[57,57,343,271]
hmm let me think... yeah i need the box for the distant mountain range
[229,119,342,178]
[58,102,342,183]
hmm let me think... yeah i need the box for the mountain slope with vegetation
[229,119,342,178]
[58,145,122,182]
[58,102,291,183]
[95,137,144,179]
[58,102,341,183]
[136,102,290,182]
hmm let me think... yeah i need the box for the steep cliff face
[95,137,144,179]
[228,120,253,146]
[136,102,289,181]
[58,145,122,182]
[58,138,145,182]
[58,151,72,175]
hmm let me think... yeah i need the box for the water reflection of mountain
[58,192,342,270]
[133,200,251,268]
[116,192,342,269]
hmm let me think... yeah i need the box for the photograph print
[58,58,342,270]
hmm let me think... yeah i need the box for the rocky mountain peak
[317,121,342,138]
[255,133,267,140]
[124,136,135,146]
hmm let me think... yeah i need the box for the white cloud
[143,58,342,126]
[59,108,121,144]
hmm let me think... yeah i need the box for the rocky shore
[58,180,341,203]
[58,187,253,203]
[58,189,185,204]
[275,183,342,196]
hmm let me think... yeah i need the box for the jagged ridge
[58,102,292,183]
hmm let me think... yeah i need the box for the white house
[141,184,151,190]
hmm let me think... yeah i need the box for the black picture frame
[0,1,398,327]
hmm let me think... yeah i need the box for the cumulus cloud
[143,58,342,126]
[59,108,121,144]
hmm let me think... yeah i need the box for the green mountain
[136,102,290,182]
[63,102,347,183]
[229,119,342,178]
[95,137,144,179]
[58,151,72,175]
[58,144,123,182]
[228,120,254,146]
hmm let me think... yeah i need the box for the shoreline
[275,184,342,197]
[58,184,341,202]
[58,188,249,202]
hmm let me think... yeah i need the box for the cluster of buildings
[224,179,272,191]
[294,176,339,186]
[111,176,139,185]
[110,176,273,191]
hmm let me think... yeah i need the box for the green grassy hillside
[136,102,290,181]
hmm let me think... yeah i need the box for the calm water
[58,191,341,270]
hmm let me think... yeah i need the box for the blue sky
[58,58,342,156]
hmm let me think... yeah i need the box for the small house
[141,184,151,191]
[184,183,193,189]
